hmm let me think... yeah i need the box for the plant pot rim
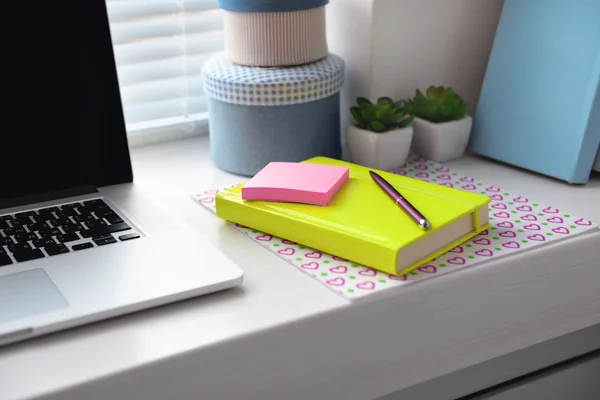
[349,124,413,135]
[413,115,472,125]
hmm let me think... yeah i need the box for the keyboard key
[40,226,61,237]
[45,243,69,256]
[1,236,14,246]
[50,217,72,228]
[33,238,57,248]
[35,212,55,222]
[87,219,108,228]
[0,215,13,222]
[72,242,94,251]
[13,249,45,262]
[0,250,12,266]
[0,219,9,230]
[56,233,79,243]
[81,222,130,238]
[4,226,25,236]
[119,233,140,241]
[60,203,81,210]
[8,243,32,253]
[62,223,82,233]
[14,232,38,243]
[93,236,117,246]
[26,222,46,232]
[83,199,107,207]
[60,207,79,216]
[105,213,123,224]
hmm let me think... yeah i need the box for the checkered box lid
[201,53,344,107]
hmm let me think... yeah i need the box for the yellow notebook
[216,157,491,276]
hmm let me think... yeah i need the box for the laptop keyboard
[0,199,140,266]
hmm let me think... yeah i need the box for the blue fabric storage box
[219,0,330,67]
[202,53,345,176]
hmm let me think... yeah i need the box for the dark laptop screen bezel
[0,0,133,209]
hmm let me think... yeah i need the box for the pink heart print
[543,207,559,214]
[489,194,504,201]
[547,216,564,223]
[332,256,348,261]
[277,248,295,255]
[326,277,345,286]
[480,229,489,235]
[575,218,592,226]
[524,224,541,231]
[282,239,296,245]
[447,256,466,265]
[436,166,450,172]
[491,203,507,210]
[235,223,248,229]
[475,249,494,257]
[388,274,407,281]
[460,176,474,182]
[552,227,570,234]
[305,251,322,259]
[499,230,516,238]
[359,268,377,276]
[198,197,214,203]
[256,234,273,241]
[502,241,520,249]
[414,156,427,162]
[356,281,376,290]
[301,262,320,270]
[449,246,464,253]
[416,172,430,178]
[473,238,491,245]
[528,234,546,241]
[419,265,437,273]
[461,184,477,191]
[414,164,428,170]
[329,265,348,274]
[438,174,451,180]
[486,186,501,192]
[497,221,514,228]
[440,182,454,188]
[494,212,510,218]
[513,196,528,203]
[516,205,533,212]
[397,170,407,176]
[204,189,219,194]
[521,214,537,221]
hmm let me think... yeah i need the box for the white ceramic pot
[410,116,473,162]
[346,124,413,170]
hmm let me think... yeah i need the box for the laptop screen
[0,1,133,208]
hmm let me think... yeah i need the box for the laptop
[0,1,243,346]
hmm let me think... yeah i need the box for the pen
[369,171,431,230]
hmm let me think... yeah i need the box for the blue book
[470,0,600,184]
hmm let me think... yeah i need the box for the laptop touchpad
[0,269,68,324]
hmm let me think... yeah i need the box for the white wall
[326,0,504,155]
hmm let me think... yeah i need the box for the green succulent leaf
[356,97,372,107]
[405,85,467,123]
[350,106,362,124]
[369,120,386,132]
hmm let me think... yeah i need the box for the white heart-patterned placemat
[193,155,598,300]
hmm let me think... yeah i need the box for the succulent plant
[350,97,414,133]
[404,86,467,123]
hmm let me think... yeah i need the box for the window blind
[105,0,224,143]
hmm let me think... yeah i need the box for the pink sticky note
[241,162,349,206]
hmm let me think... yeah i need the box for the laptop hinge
[0,186,98,210]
